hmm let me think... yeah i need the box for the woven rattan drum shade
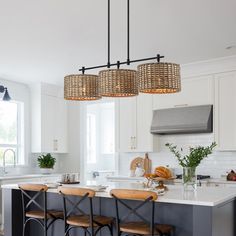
[138,62,181,94]
[99,69,138,97]
[64,74,101,101]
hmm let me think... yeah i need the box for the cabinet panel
[136,94,153,152]
[54,97,68,153]
[119,94,156,153]
[31,83,68,153]
[153,76,214,110]
[119,97,136,152]
[41,95,55,152]
[215,72,236,150]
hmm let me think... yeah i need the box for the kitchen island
[2,182,236,236]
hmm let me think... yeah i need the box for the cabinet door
[215,72,236,150]
[41,94,55,152]
[136,94,153,152]
[54,97,68,153]
[153,76,214,110]
[119,97,137,152]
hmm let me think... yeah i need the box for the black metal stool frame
[111,194,166,236]
[20,187,62,236]
[60,191,113,236]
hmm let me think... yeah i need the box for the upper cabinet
[119,94,156,152]
[31,83,68,153]
[215,72,236,151]
[153,76,214,110]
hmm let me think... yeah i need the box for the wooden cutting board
[143,153,152,174]
[130,154,152,174]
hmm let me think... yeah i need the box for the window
[0,101,24,166]
[83,101,115,173]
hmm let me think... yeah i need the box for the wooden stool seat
[59,186,113,236]
[26,210,63,219]
[120,221,174,235]
[19,183,63,236]
[67,215,114,227]
[110,189,175,236]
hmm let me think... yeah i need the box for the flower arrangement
[165,142,217,167]
[165,142,217,190]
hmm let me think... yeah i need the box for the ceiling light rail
[79,54,165,73]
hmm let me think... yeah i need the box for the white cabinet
[119,94,156,152]
[215,72,236,151]
[31,83,68,153]
[153,76,214,110]
[119,97,137,152]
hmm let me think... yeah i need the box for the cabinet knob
[133,136,136,149]
[53,139,58,151]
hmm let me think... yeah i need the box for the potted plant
[165,142,216,191]
[37,153,56,174]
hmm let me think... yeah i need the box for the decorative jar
[183,167,197,191]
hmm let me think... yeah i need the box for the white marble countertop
[2,181,236,207]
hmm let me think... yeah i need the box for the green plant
[165,142,217,167]
[37,153,56,168]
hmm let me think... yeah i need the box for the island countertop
[2,181,236,207]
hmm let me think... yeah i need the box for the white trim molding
[181,55,236,79]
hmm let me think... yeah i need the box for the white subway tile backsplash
[118,134,236,178]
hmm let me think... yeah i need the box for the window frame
[0,100,25,166]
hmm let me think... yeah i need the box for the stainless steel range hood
[151,105,213,134]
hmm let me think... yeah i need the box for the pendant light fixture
[64,0,181,101]
[0,85,11,101]
[100,68,138,97]
[138,55,181,94]
[64,68,101,101]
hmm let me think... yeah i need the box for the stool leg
[22,223,26,236]
[44,219,47,236]
[108,224,113,236]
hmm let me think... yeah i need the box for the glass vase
[183,167,197,191]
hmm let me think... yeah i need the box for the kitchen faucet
[3,149,16,174]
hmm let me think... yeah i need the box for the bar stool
[110,189,174,236]
[58,186,114,236]
[19,184,63,236]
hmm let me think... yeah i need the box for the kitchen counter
[2,181,236,206]
[2,182,236,236]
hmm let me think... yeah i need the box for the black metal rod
[79,55,164,72]
[127,0,130,65]
[107,0,111,68]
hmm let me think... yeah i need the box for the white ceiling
[0,0,236,85]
